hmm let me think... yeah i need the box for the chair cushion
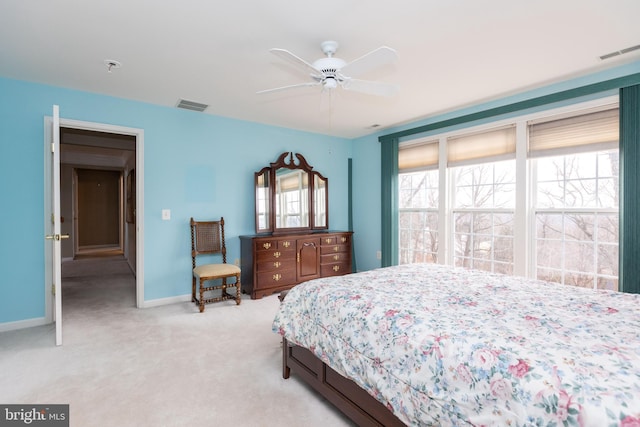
[193,263,241,279]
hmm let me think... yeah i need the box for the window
[531,108,619,290]
[399,170,439,263]
[452,160,515,274]
[397,99,619,289]
[449,126,516,274]
[399,139,439,264]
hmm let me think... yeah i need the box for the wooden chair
[190,217,241,312]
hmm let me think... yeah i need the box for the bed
[272,263,640,426]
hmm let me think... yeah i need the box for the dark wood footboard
[282,337,406,427]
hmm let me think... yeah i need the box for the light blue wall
[0,77,351,323]
[351,60,640,272]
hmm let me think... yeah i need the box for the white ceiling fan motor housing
[312,57,346,74]
[314,41,347,84]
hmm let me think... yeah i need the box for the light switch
[162,209,171,220]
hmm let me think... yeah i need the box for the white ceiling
[1,0,639,139]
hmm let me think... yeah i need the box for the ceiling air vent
[176,99,208,112]
[600,44,640,60]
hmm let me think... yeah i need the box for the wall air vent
[176,99,208,112]
[600,44,640,60]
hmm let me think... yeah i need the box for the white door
[45,105,64,346]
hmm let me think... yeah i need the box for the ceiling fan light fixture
[324,77,338,90]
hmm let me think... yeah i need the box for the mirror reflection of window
[256,171,270,230]
[275,169,309,228]
[314,174,327,228]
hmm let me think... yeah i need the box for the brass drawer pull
[273,261,281,268]
[325,238,332,244]
[273,274,282,281]
[333,254,339,261]
[334,246,339,252]
[273,251,281,258]
[282,241,291,248]
[333,265,340,272]
[341,237,347,243]
[262,242,271,250]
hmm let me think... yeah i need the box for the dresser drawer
[321,252,349,264]
[320,234,351,246]
[320,262,350,277]
[256,249,295,263]
[255,239,278,252]
[256,268,296,289]
[256,259,290,272]
[255,238,296,252]
[320,244,349,255]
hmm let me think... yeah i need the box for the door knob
[45,234,70,241]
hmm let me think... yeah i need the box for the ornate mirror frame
[255,152,328,234]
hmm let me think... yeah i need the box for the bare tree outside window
[399,170,438,264]
[535,150,619,290]
[452,161,515,274]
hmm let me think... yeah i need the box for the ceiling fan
[257,40,398,97]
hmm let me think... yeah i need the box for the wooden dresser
[240,231,353,299]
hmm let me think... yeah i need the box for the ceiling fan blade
[340,46,398,77]
[341,78,399,97]
[256,81,321,95]
[269,48,323,78]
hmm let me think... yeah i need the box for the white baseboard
[141,294,191,308]
[0,296,192,331]
[0,317,49,333]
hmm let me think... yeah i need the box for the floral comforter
[272,263,640,426]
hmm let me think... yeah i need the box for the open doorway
[54,121,144,309]
[60,128,136,261]
[59,127,137,310]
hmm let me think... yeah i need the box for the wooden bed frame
[282,337,406,427]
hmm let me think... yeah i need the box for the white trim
[135,130,145,309]
[141,294,191,308]
[43,116,53,325]
[438,135,448,265]
[514,121,528,277]
[0,317,48,333]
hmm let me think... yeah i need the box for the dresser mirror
[255,152,328,234]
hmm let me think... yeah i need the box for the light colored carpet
[0,255,354,427]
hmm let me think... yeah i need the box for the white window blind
[399,139,439,171]
[447,125,516,166]
[528,107,619,157]
[277,170,307,191]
